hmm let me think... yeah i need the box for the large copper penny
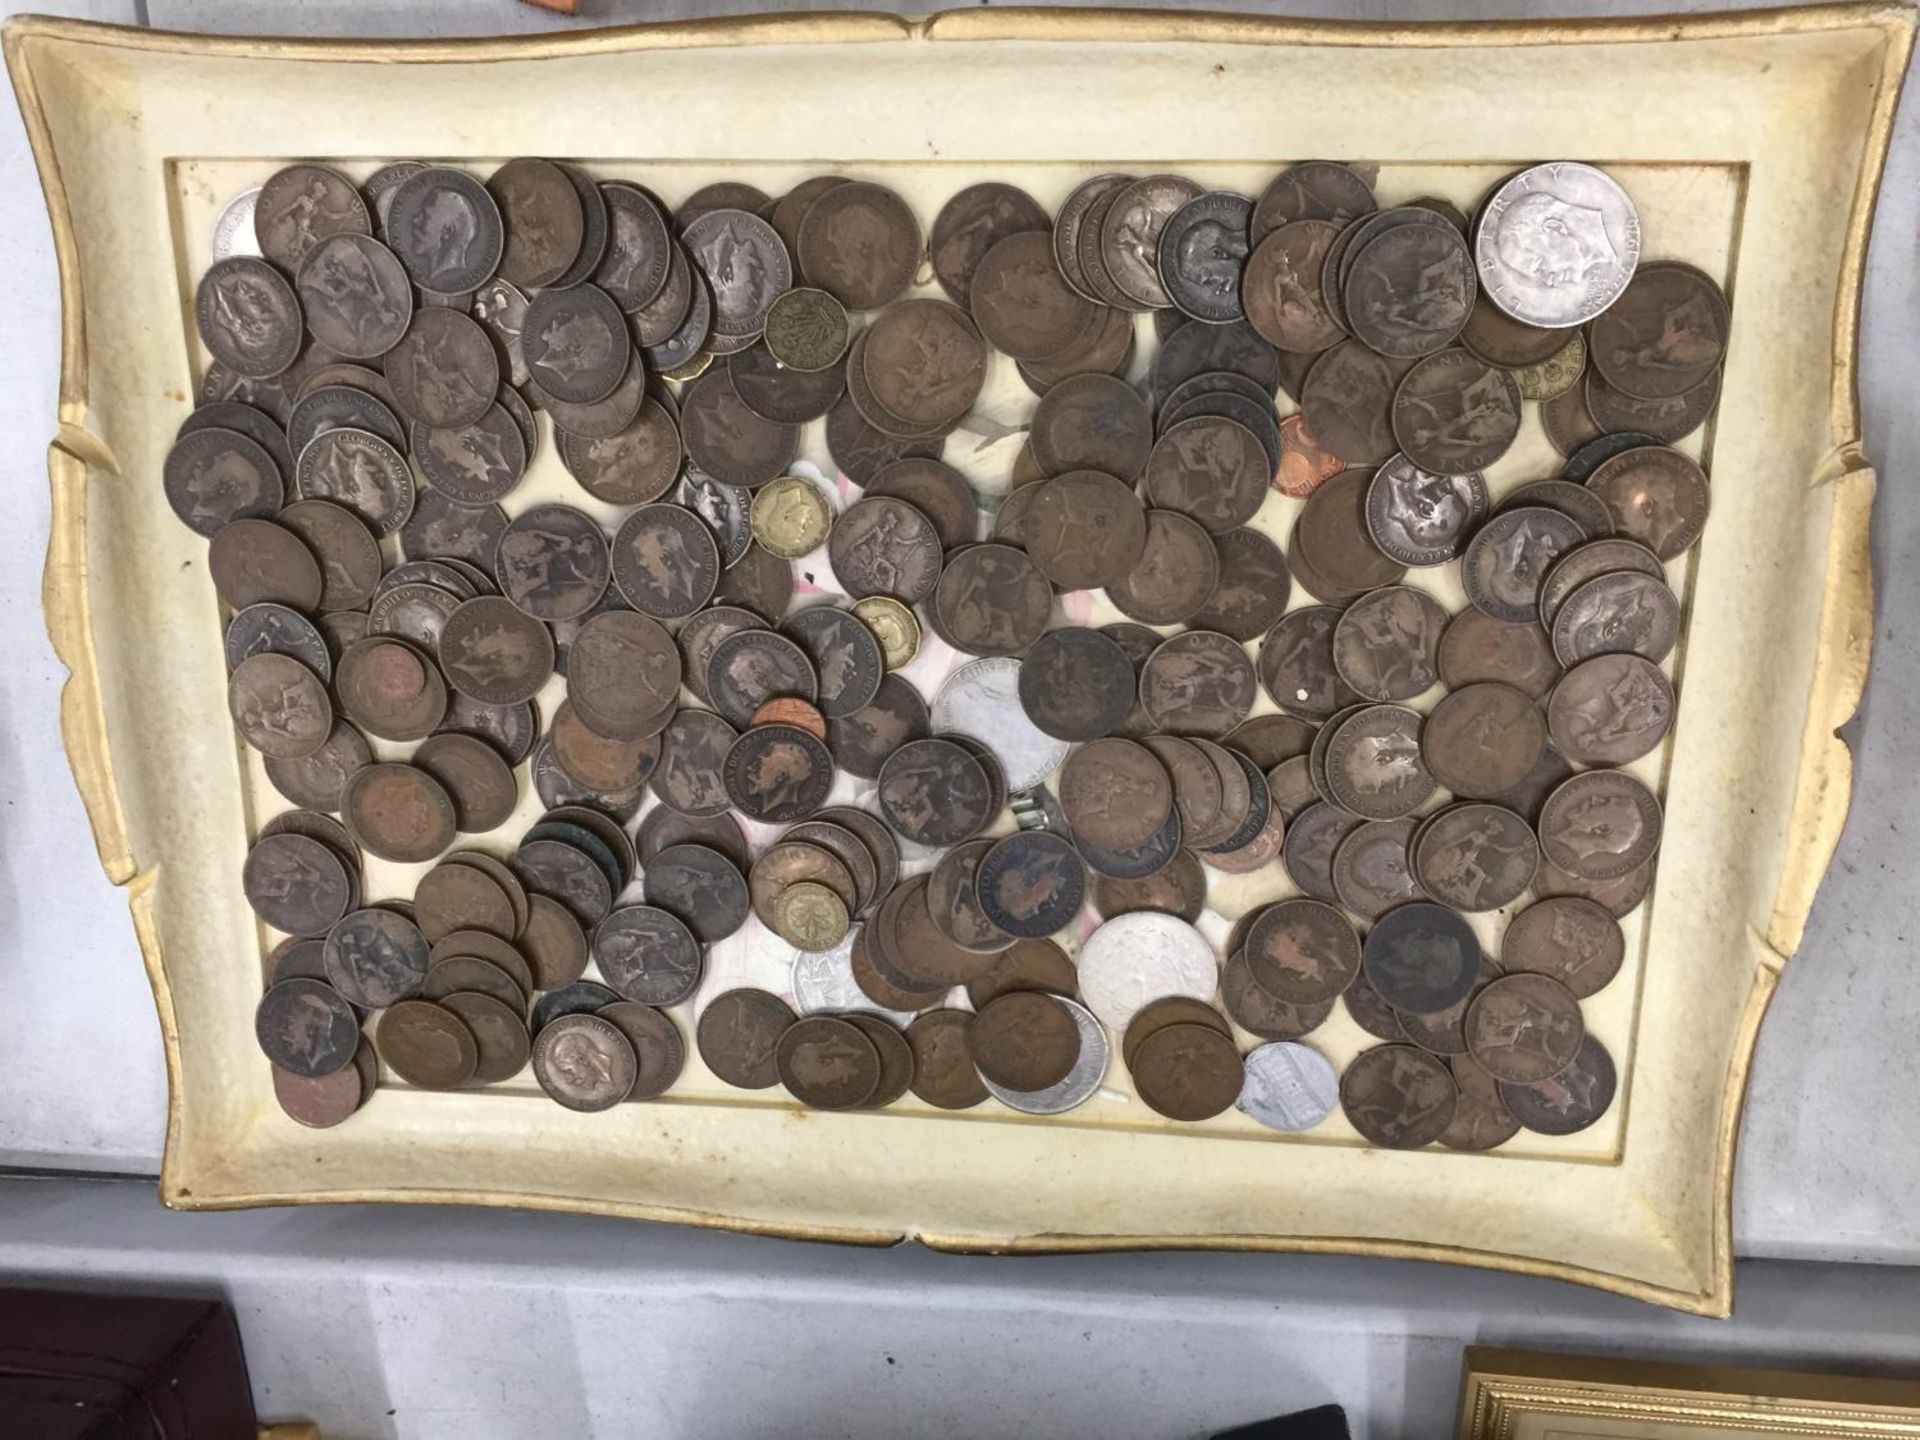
[1130,1022,1243,1122]
[1031,373,1153,483]
[1440,1053,1522,1152]
[933,544,1053,657]
[1538,537,1666,630]
[1258,606,1360,721]
[1330,818,1424,921]
[1144,417,1269,535]
[411,732,517,833]
[1548,653,1674,766]
[1106,509,1219,627]
[1390,348,1521,476]
[1499,1033,1617,1136]
[342,763,457,863]
[324,907,431,1009]
[1501,896,1625,1000]
[775,1015,881,1110]
[1339,1043,1458,1149]
[1021,471,1147,592]
[970,991,1081,1091]
[1538,771,1663,881]
[255,978,360,1078]
[970,230,1100,362]
[1330,586,1448,702]
[531,1012,634,1110]
[906,1010,990,1109]
[1412,803,1539,912]
[826,672,930,781]
[925,839,1015,954]
[1550,571,1681,667]
[1244,898,1361,1005]
[1420,682,1546,798]
[1300,340,1400,465]
[1189,528,1291,642]
[795,181,918,312]
[877,737,992,846]
[1585,446,1710,560]
[1461,506,1586,624]
[1060,738,1172,851]
[828,496,944,604]
[567,611,681,740]
[1140,631,1257,737]
[1466,973,1585,1084]
[593,905,703,1008]
[643,843,749,945]
[1436,609,1562,700]
[1325,704,1433,819]
[496,504,610,621]
[229,652,333,759]
[929,182,1049,308]
[1589,262,1729,400]
[1220,950,1335,1041]
[697,988,796,1090]
[1363,902,1481,1015]
[724,723,833,824]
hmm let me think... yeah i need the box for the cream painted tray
[8,5,1906,1317]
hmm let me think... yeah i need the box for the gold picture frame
[6,6,1910,1316]
[1460,1348,1920,1438]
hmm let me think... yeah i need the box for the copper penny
[1220,950,1334,1041]
[1585,447,1710,561]
[1031,373,1153,484]
[1461,506,1586,624]
[567,610,682,741]
[1106,509,1220,627]
[531,1012,635,1110]
[1021,471,1147,592]
[1330,585,1448,702]
[519,893,590,991]
[964,937,1077,1012]
[775,1015,881,1110]
[826,672,930,781]
[724,723,834,824]
[592,905,703,1008]
[1412,803,1539,912]
[1090,848,1205,924]
[1440,1053,1522,1152]
[970,991,1081,1091]
[1139,631,1256,738]
[595,1002,685,1102]
[697,988,796,1090]
[1363,902,1482,1015]
[1420,682,1546,798]
[411,732,517,834]
[1550,571,1681,667]
[1537,771,1664,881]
[925,839,1015,954]
[828,496,944,604]
[1538,538,1666,630]
[1500,1033,1617,1135]
[1244,898,1361,1006]
[795,181,918,312]
[255,978,360,1078]
[906,1010,990,1109]
[1122,996,1232,1072]
[642,843,750,945]
[1325,704,1433,820]
[1258,606,1360,722]
[1501,896,1625,1000]
[1584,365,1721,445]
[436,596,552,706]
[932,543,1053,658]
[1331,817,1423,921]
[1300,340,1401,465]
[1548,653,1674,766]
[1436,609,1562,701]
[342,762,457,863]
[929,181,1050,309]
[1589,262,1729,400]
[374,998,477,1091]
[242,832,354,938]
[1395,955,1500,1058]
[229,652,334,759]
[1059,738,1172,851]
[1130,1022,1243,1122]
[413,859,517,943]
[1281,802,1361,902]
[876,737,992,847]
[1293,468,1405,600]
[970,230,1100,362]
[1466,973,1585,1084]
[1339,1043,1458,1149]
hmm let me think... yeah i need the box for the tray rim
[8,3,1907,1318]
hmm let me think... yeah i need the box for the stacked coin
[199,155,1718,1144]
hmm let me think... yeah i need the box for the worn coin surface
[436,596,552,706]
[242,833,353,937]
[723,723,833,823]
[696,988,798,1091]
[795,181,918,312]
[1550,571,1680,667]
[1060,738,1173,852]
[969,991,1080,1091]
[384,166,503,296]
[1330,586,1447,702]
[1475,162,1640,328]
[1538,771,1663,881]
[1106,509,1220,627]
[411,732,517,833]
[296,233,412,361]
[1031,373,1153,483]
[1391,348,1522,476]
[974,831,1085,939]
[1245,898,1361,1005]
[254,164,371,274]
[1258,607,1359,721]
[781,605,885,722]
[905,1010,990,1109]
[1325,704,1433,820]
[876,737,993,847]
[1129,1021,1243,1122]
[829,496,944,604]
[1499,1033,1617,1135]
[1414,804,1539,912]
[1018,628,1135,741]
[592,905,703,1008]
[324,906,431,1009]
[568,610,682,740]
[1330,818,1424,921]
[1465,972,1584,1085]
[826,673,930,780]
[1157,190,1253,322]
[1339,1043,1458,1149]
[1420,682,1547,798]
[1139,631,1256,737]
[772,1015,878,1109]
[1363,902,1482,1015]
[933,543,1054,657]
[1502,896,1624,999]
[1347,221,1475,358]
[1589,261,1728,400]
[1437,608,1562,700]
[1020,471,1147,592]
[1586,446,1710,561]
[228,651,334,760]
[529,1012,634,1111]
[970,229,1101,362]
[1461,506,1587,623]
[762,286,851,372]
[1548,653,1674,765]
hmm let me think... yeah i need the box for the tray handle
[1767,447,1874,958]
[43,433,137,886]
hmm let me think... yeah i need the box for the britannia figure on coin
[1492,191,1618,293]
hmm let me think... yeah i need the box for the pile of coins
[189,154,1724,1145]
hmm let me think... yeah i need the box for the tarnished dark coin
[1019,471,1146,592]
[1330,817,1423,921]
[1590,261,1728,400]
[1414,803,1539,911]
[255,163,370,271]
[975,831,1085,940]
[773,1015,880,1110]
[1499,1033,1616,1135]
[1294,470,1407,602]
[255,978,361,1079]
[1365,454,1488,566]
[1560,432,1664,486]
[1090,848,1205,924]
[826,672,929,780]
[591,905,702,1008]
[635,842,743,945]
[194,255,304,381]
[723,724,833,824]
[970,230,1100,361]
[411,731,517,833]
[492,504,609,622]
[383,308,499,429]
[859,458,971,551]
[515,837,614,926]
[1143,735,1225,849]
[1340,1043,1458,1149]
[1437,608,1562,700]
[1390,347,1521,476]
[275,501,382,616]
[165,427,283,538]
[366,580,459,656]
[1243,219,1346,353]
[1585,364,1720,444]
[715,542,795,622]
[557,398,681,507]
[178,402,293,490]
[594,1001,685,1102]
[969,991,1080,1091]
[385,166,503,296]
[1059,737,1172,852]
[1185,528,1290,642]
[263,720,369,813]
[1538,771,1663,881]
[794,181,916,312]
[1549,653,1673,766]
[564,610,679,741]
[1245,898,1361,1005]
[342,762,457,863]
[1143,417,1269,535]
[604,502,718,621]
[434,596,551,707]
[1128,1022,1242,1122]
[674,368,799,488]
[1073,799,1183,882]
[1258,607,1358,721]
[859,298,988,433]
[288,382,407,458]
[1138,630,1256,737]
[1329,586,1447,702]
[1029,372,1152,484]
[527,1012,634,1110]
[545,702,657,797]
[1551,571,1680,667]
[1585,446,1710,561]
[1421,682,1547,798]
[400,490,507,574]
[465,277,531,387]
[1540,380,1604,458]
[824,392,942,486]
[1018,627,1135,741]
[1466,972,1584,1085]
[1282,802,1361,901]
[271,1037,373,1126]
[721,342,843,427]
[905,1010,989,1109]
[1052,173,1129,300]
[1221,950,1334,1040]
[1362,902,1481,1015]
[928,182,1050,308]
[645,709,734,819]
[1502,896,1624,999]
[783,605,884,719]
[228,652,333,759]
[413,859,516,945]
[207,519,319,614]
[1438,1053,1521,1152]
[877,737,992,846]
[933,543,1053,657]
[1157,190,1253,322]
[324,906,431,1009]
[1461,506,1587,623]
[333,635,446,742]
[1016,303,1135,393]
[1539,537,1665,630]
[1346,221,1475,358]
[481,157,585,290]
[1150,320,1280,413]
[295,232,413,362]
[1201,750,1281,868]
[1106,509,1219,627]
[518,282,630,406]
[409,404,526,507]
[1394,951,1499,1058]
[696,988,796,1090]
[1089,174,1194,308]
[680,601,767,697]
[705,628,815,729]
[1253,161,1376,241]
[242,832,353,937]
[1265,755,1317,823]
[1299,340,1399,465]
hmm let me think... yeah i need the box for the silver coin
[212,187,263,262]
[1076,911,1217,1033]
[1475,162,1640,329]
[931,657,1070,793]
[980,996,1109,1116]
[1237,1041,1338,1132]
[789,926,915,1027]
